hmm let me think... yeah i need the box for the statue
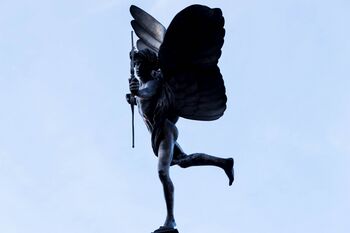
[126,5,234,233]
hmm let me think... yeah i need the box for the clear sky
[1,0,349,233]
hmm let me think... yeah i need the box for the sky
[0,0,349,233]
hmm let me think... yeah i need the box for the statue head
[133,49,159,82]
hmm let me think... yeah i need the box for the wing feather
[131,20,162,52]
[130,5,166,53]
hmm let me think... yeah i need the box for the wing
[130,5,166,54]
[159,5,227,121]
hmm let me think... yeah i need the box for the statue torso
[136,80,160,133]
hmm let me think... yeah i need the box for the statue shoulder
[143,78,161,91]
[151,70,163,81]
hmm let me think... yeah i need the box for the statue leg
[172,145,234,185]
[157,122,177,228]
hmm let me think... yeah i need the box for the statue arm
[135,80,160,99]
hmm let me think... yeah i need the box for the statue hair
[134,49,159,70]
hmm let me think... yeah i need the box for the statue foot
[164,217,176,229]
[224,158,234,186]
[152,226,179,233]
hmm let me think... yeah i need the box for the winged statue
[126,5,234,233]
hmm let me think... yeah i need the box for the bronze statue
[126,5,234,233]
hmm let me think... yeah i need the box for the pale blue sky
[0,0,349,233]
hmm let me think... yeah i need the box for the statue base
[152,226,179,233]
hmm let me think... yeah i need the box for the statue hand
[126,93,137,105]
[129,77,140,95]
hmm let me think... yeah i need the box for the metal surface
[126,5,234,232]
[130,5,166,43]
[131,20,161,53]
[129,31,135,148]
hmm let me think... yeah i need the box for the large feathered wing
[159,5,227,121]
[130,4,227,121]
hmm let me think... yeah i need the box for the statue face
[134,62,142,77]
[135,59,152,81]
